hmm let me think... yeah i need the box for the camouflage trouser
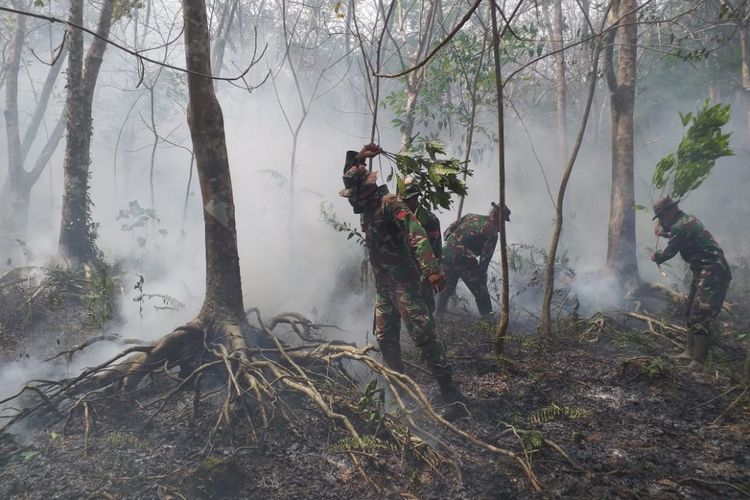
[420,278,435,314]
[686,264,731,336]
[374,280,452,381]
[435,254,492,317]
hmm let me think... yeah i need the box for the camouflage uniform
[416,208,442,313]
[355,189,453,387]
[436,214,497,317]
[654,212,731,338]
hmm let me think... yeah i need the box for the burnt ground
[0,271,749,499]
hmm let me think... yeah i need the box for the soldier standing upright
[435,203,510,318]
[651,197,732,368]
[339,144,465,414]
[402,176,442,312]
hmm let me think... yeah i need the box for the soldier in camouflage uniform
[651,197,732,368]
[339,144,464,410]
[402,176,442,313]
[435,203,510,318]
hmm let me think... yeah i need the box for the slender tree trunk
[540,1,611,337]
[0,8,66,258]
[0,8,27,254]
[398,0,438,151]
[456,28,488,221]
[211,0,238,89]
[400,83,419,150]
[552,0,567,158]
[58,0,115,266]
[604,0,639,290]
[490,1,510,357]
[739,19,750,142]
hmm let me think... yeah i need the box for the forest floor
[0,268,748,499]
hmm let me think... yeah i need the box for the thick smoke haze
[2,0,749,402]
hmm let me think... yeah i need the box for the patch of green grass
[640,357,670,379]
[614,330,652,350]
[101,431,145,449]
[331,435,388,454]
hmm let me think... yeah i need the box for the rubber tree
[58,0,115,266]
[603,0,639,290]
[0,4,67,260]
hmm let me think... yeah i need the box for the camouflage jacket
[443,214,498,271]
[360,192,441,284]
[416,208,442,262]
[655,212,730,273]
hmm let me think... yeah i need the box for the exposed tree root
[633,281,732,314]
[0,308,552,492]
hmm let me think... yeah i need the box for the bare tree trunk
[604,0,639,290]
[490,0,510,357]
[0,7,66,258]
[552,0,567,159]
[211,0,238,88]
[739,19,750,142]
[121,0,257,392]
[58,0,115,266]
[398,0,438,151]
[540,2,610,337]
[456,29,488,221]
[0,8,27,254]
[183,0,246,322]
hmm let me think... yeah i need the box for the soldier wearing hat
[435,203,510,318]
[402,176,442,312]
[340,144,465,415]
[651,196,732,368]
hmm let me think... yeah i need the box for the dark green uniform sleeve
[478,231,497,272]
[424,212,442,262]
[387,199,441,276]
[655,224,684,265]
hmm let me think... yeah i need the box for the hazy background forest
[0,0,748,497]
[3,0,748,341]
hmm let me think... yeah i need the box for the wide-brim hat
[652,196,678,220]
[491,202,511,222]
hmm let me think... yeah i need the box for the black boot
[476,295,493,317]
[436,376,469,421]
[379,344,405,373]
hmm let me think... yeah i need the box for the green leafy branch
[319,202,365,246]
[385,140,472,219]
[653,100,733,199]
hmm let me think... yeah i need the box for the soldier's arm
[427,214,443,261]
[444,219,460,240]
[654,224,684,264]
[388,199,441,276]
[478,231,498,273]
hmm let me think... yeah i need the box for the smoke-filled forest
[0,0,748,497]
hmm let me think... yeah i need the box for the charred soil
[0,273,748,499]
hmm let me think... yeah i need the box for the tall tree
[551,0,567,158]
[490,0,510,357]
[604,0,639,289]
[119,0,260,392]
[58,0,115,266]
[398,0,439,150]
[0,5,67,259]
